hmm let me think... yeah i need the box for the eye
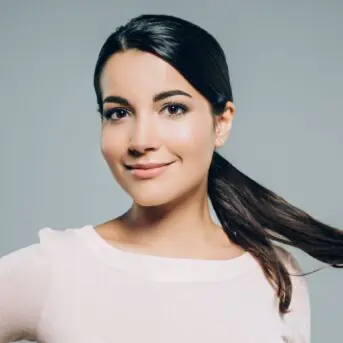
[102,108,130,121]
[162,102,188,117]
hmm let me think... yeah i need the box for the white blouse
[0,225,310,342]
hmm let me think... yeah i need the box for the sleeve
[277,246,311,343]
[0,231,51,342]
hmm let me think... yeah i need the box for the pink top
[0,225,310,343]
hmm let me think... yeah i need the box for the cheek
[100,129,124,164]
[165,120,214,158]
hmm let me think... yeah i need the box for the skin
[96,49,244,260]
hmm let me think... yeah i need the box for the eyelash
[102,102,189,122]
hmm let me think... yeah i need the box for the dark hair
[93,13,343,316]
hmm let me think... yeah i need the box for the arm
[0,242,50,342]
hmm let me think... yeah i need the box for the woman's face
[99,49,233,207]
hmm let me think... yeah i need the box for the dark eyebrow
[102,89,192,106]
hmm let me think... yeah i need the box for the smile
[126,162,174,180]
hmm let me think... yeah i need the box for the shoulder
[0,227,52,341]
[1,226,82,260]
[273,245,311,342]
[273,244,310,295]
[0,226,58,273]
[0,225,81,341]
[0,226,82,265]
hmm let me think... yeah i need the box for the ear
[214,101,236,149]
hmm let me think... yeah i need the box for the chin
[129,191,174,208]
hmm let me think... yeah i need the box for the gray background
[0,0,342,342]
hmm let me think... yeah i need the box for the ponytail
[208,151,343,315]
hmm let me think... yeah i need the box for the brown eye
[163,102,188,117]
[102,108,130,121]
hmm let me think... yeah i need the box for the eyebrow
[102,89,192,106]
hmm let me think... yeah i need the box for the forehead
[99,49,196,100]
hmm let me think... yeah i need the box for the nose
[127,115,161,154]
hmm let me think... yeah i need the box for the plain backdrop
[0,1,342,342]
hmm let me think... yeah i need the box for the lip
[125,161,175,180]
[125,162,172,170]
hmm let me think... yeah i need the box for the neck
[117,180,230,253]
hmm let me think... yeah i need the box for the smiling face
[99,49,234,207]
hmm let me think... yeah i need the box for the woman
[0,13,342,343]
